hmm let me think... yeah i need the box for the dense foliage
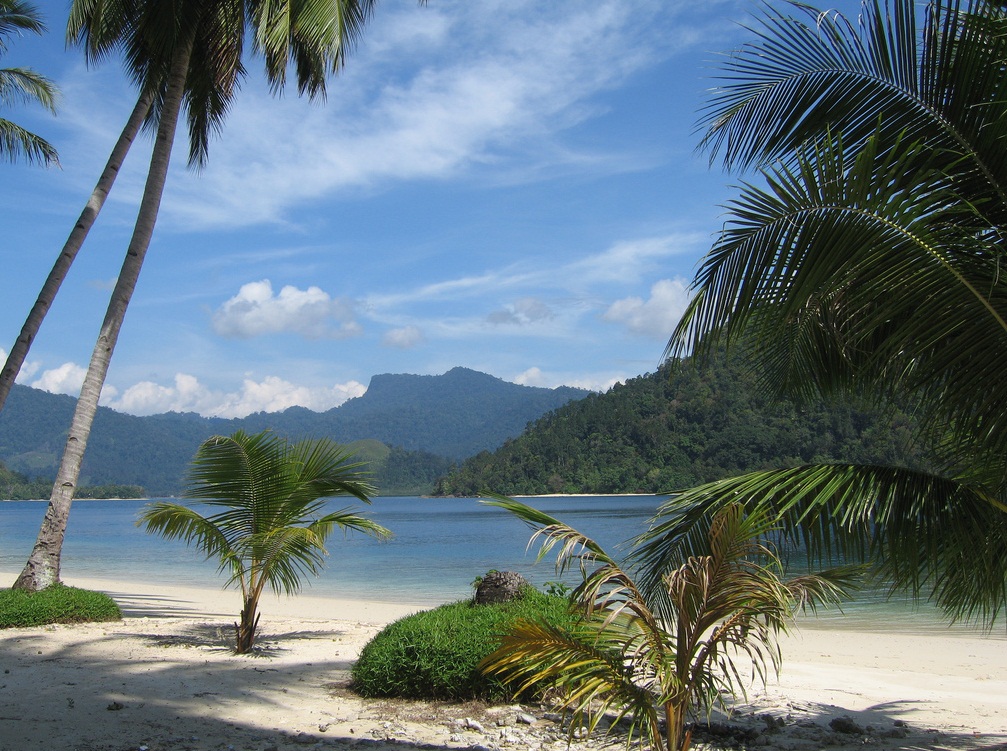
[351,590,576,701]
[481,499,853,751]
[0,367,572,495]
[0,461,143,500]
[437,352,923,496]
[0,585,121,627]
[649,0,1007,628]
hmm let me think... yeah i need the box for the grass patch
[0,584,122,628]
[351,588,575,701]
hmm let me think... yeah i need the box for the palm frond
[632,464,1007,626]
[138,500,243,583]
[673,125,1007,468]
[480,616,666,750]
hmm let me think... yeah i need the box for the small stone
[106,701,125,711]
[517,713,537,725]
[829,716,863,735]
[463,718,485,733]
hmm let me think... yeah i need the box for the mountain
[0,368,587,496]
[435,354,927,496]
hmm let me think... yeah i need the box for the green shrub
[0,585,122,628]
[351,589,575,701]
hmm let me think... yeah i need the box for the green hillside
[435,353,925,496]
[0,367,576,496]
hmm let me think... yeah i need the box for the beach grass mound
[351,588,575,701]
[0,584,122,628]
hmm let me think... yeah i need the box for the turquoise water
[0,496,660,604]
[0,495,998,636]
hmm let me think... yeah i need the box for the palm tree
[0,91,152,417]
[141,430,391,653]
[480,498,852,751]
[643,0,1007,626]
[13,0,382,592]
[0,0,57,165]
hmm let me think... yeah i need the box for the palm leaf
[632,464,1007,626]
[481,615,666,750]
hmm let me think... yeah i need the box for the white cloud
[513,366,620,393]
[513,366,549,387]
[383,326,425,349]
[487,297,554,326]
[604,278,691,338]
[0,347,42,384]
[31,362,88,396]
[209,376,366,418]
[103,372,367,418]
[108,373,216,415]
[573,234,704,285]
[154,0,680,229]
[212,280,362,339]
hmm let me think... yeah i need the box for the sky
[0,0,859,419]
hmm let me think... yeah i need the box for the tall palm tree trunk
[0,90,154,414]
[13,38,194,591]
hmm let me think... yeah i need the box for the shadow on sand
[696,698,1007,751]
[1,619,1005,751]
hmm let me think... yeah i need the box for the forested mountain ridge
[435,354,924,496]
[0,368,585,496]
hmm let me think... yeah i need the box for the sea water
[0,495,998,636]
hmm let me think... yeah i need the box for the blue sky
[1,0,856,418]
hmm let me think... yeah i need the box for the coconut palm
[643,0,1007,626]
[141,430,391,653]
[13,0,382,592]
[0,0,246,416]
[0,91,152,418]
[480,498,852,751]
[0,0,57,165]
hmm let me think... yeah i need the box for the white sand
[1,573,1006,751]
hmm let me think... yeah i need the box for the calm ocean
[0,495,997,635]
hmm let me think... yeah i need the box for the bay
[0,495,661,605]
[0,494,996,636]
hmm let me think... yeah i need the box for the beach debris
[462,717,486,733]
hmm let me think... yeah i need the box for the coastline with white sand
[1,572,1005,751]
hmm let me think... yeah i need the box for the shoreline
[1,575,1006,751]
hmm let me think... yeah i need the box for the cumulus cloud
[383,326,425,349]
[0,348,42,384]
[603,278,691,338]
[31,363,88,396]
[513,366,549,387]
[487,297,554,326]
[209,376,367,418]
[103,372,367,418]
[513,366,620,393]
[212,280,362,339]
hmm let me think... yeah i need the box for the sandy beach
[1,574,1006,751]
